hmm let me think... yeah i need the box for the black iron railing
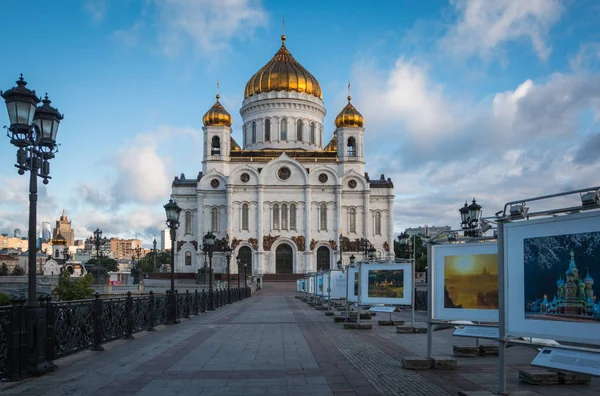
[0,286,252,381]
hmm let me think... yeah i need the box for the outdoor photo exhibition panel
[329,270,346,299]
[308,275,315,294]
[347,266,359,303]
[316,274,324,296]
[432,242,499,322]
[322,273,329,299]
[359,262,412,306]
[504,210,600,346]
[301,278,306,293]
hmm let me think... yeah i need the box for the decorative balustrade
[0,286,252,381]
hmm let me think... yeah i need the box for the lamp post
[399,232,416,328]
[460,198,482,237]
[2,75,63,375]
[224,241,232,304]
[236,256,241,292]
[344,254,356,321]
[203,231,216,310]
[243,262,248,297]
[164,198,182,324]
[91,228,108,284]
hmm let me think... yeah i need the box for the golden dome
[335,96,364,128]
[203,94,232,127]
[244,35,322,99]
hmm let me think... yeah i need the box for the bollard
[174,290,180,322]
[193,290,199,315]
[43,295,55,364]
[124,291,134,339]
[201,289,206,313]
[184,290,190,318]
[91,293,104,351]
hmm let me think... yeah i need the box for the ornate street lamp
[90,228,109,284]
[152,238,157,270]
[243,262,248,297]
[360,238,376,261]
[164,198,181,324]
[460,198,482,237]
[202,230,216,310]
[2,75,63,375]
[236,256,241,295]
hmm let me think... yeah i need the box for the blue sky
[1,0,599,246]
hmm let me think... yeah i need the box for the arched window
[185,251,192,266]
[290,203,297,230]
[211,136,220,155]
[251,121,256,144]
[297,119,303,141]
[211,207,219,233]
[310,123,316,144]
[347,137,356,156]
[265,119,271,142]
[375,212,381,235]
[282,204,288,230]
[320,203,327,231]
[273,204,280,230]
[55,249,60,258]
[281,118,288,140]
[349,208,356,233]
[185,211,192,235]
[242,203,249,231]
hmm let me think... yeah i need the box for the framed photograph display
[301,279,306,293]
[359,262,412,305]
[432,242,499,322]
[308,276,315,294]
[316,275,324,296]
[329,270,346,299]
[322,273,329,298]
[347,266,359,302]
[504,210,600,346]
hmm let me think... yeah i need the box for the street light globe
[164,199,182,223]
[1,75,40,144]
[204,231,216,246]
[33,94,63,153]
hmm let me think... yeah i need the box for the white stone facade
[170,47,394,276]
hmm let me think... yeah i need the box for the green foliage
[11,265,25,276]
[0,292,11,306]
[0,263,8,276]
[137,251,171,274]
[86,257,119,272]
[394,235,428,272]
[53,271,95,301]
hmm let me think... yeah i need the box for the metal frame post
[497,219,507,395]
[426,240,434,359]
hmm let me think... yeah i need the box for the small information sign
[368,306,397,313]
[453,325,499,339]
[531,348,600,377]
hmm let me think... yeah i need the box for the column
[363,190,370,238]
[257,186,264,274]
[226,185,233,237]
[335,186,342,263]
[387,194,395,260]
[197,191,204,271]
[303,186,312,273]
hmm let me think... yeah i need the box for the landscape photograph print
[524,231,600,323]
[444,253,498,309]
[368,270,404,298]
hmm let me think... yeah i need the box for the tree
[0,263,8,276]
[137,251,171,274]
[86,257,119,272]
[53,271,95,301]
[11,265,25,276]
[395,235,428,272]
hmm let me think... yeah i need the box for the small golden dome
[202,94,232,127]
[335,96,364,128]
[244,35,322,99]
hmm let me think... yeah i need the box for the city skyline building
[53,210,75,246]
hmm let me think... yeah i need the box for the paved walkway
[1,283,598,395]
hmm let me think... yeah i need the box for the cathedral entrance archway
[238,246,252,275]
[275,244,293,274]
[316,246,330,271]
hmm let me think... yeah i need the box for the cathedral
[170,34,395,276]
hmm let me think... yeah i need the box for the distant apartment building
[53,210,75,246]
[0,235,28,251]
[109,238,143,260]
[404,225,451,237]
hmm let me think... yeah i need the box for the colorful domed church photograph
[524,232,600,322]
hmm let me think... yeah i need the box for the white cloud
[116,0,268,57]
[442,0,564,62]
[352,57,600,230]
[570,42,600,71]
[84,0,109,23]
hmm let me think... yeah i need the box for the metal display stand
[495,186,600,394]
